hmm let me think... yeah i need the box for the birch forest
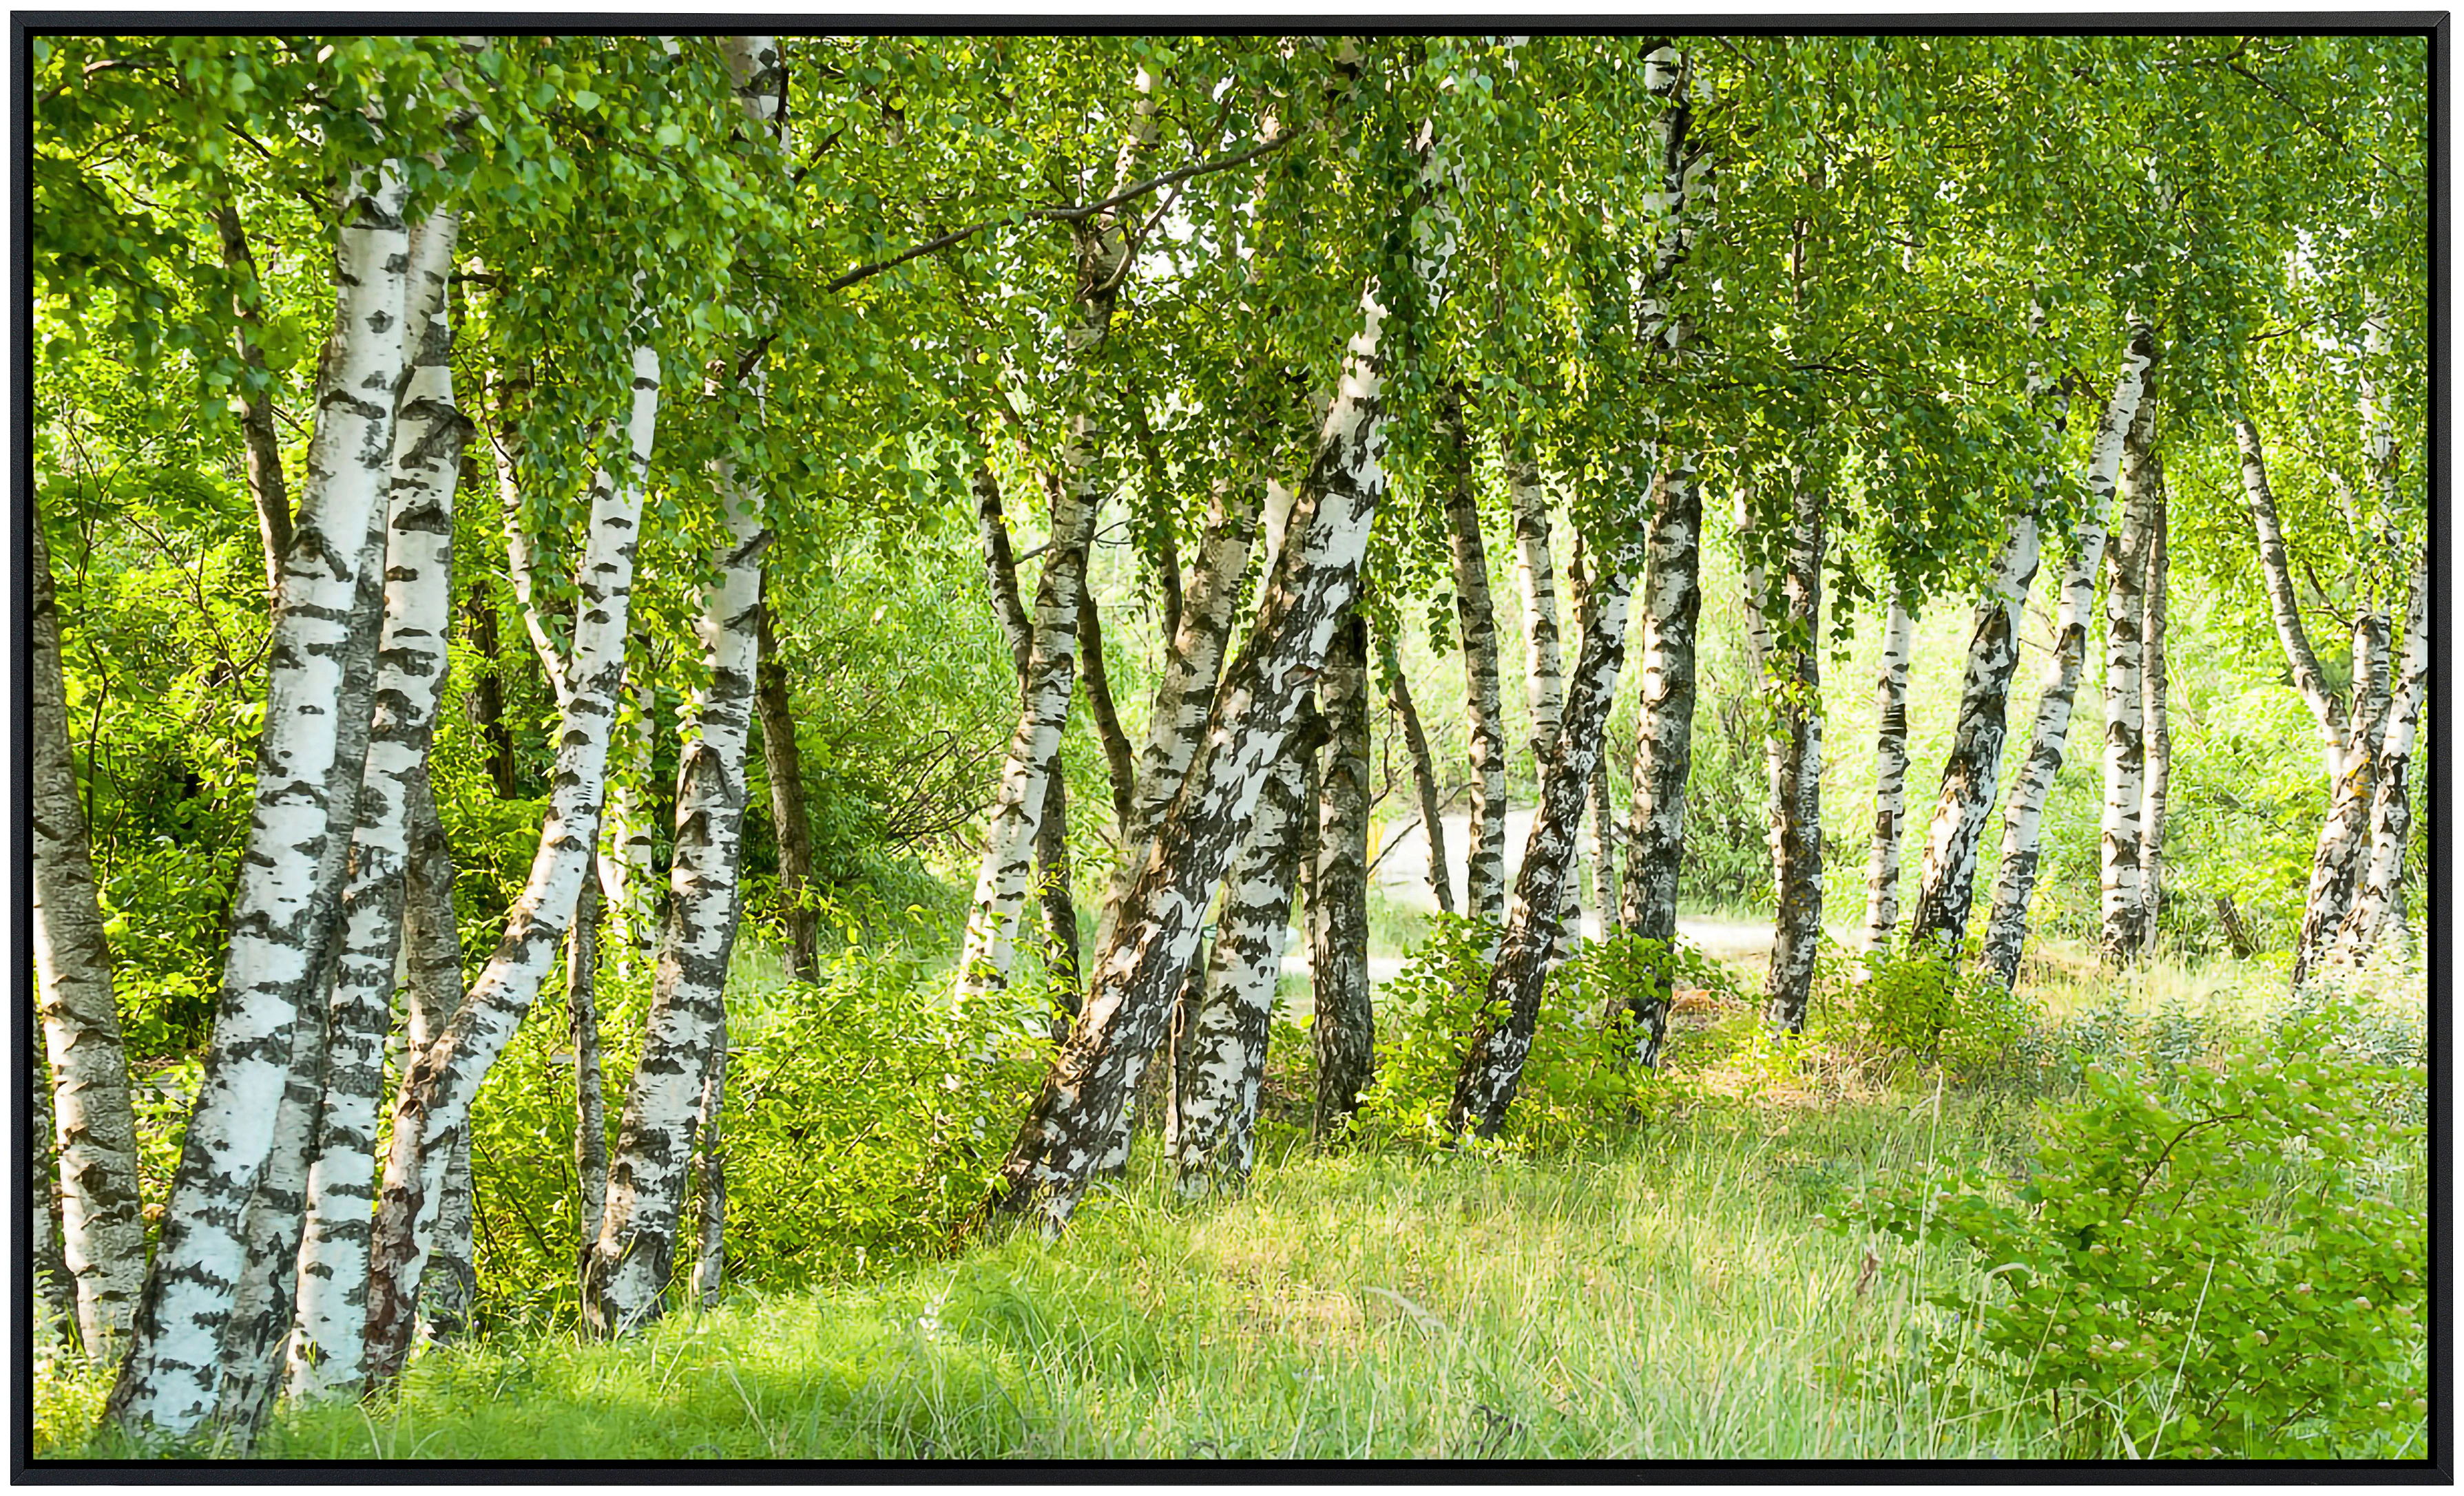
[30,30,2434,1463]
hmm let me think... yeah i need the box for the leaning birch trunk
[754,600,819,983]
[1450,525,1638,1137]
[2332,549,2428,963]
[1567,535,1620,937]
[2097,392,2158,965]
[288,211,466,1402]
[581,465,768,1339]
[1116,474,1267,894]
[362,327,661,1387]
[2138,483,2171,954]
[1311,612,1375,1137]
[1379,631,1456,915]
[1511,463,1578,951]
[957,74,1158,1004]
[397,769,472,1346]
[1977,325,2157,987]
[2227,410,2360,971]
[32,514,147,1360]
[1902,338,2070,958]
[994,121,1454,1228]
[104,162,413,1442]
[1858,600,1916,956]
[1168,719,1323,1194]
[1762,478,1827,1034]
[2293,616,2390,985]
[1614,464,1703,1066]
[1443,404,1510,930]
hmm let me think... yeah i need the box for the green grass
[38,944,2425,1462]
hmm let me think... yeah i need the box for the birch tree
[1311,612,1376,1135]
[106,160,415,1442]
[32,512,147,1360]
[2097,388,2160,965]
[1857,600,1916,955]
[1976,324,2156,987]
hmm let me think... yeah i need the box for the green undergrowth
[38,944,2425,1462]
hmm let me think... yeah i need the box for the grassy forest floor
[36,899,2429,1462]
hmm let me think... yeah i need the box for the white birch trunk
[2098,391,2158,965]
[364,330,660,1385]
[1978,325,2156,987]
[994,118,1459,1228]
[1311,614,1375,1135]
[105,162,414,1441]
[32,514,147,1359]
[2332,549,2427,963]
[287,211,463,1402]
[1444,410,1510,930]
[1762,478,1826,1033]
[1613,465,1702,1066]
[2138,483,2171,953]
[1858,599,1915,956]
[1167,723,1320,1194]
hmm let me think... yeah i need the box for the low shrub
[1349,918,1691,1152]
[1831,945,2041,1081]
[1834,1005,2428,1458]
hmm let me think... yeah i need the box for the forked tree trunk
[364,322,661,1388]
[105,162,415,1442]
[289,211,466,1402]
[32,513,147,1360]
[2138,481,2171,954]
[2098,390,2159,965]
[1443,403,1510,929]
[1311,613,1375,1137]
[1379,631,1455,915]
[994,124,1455,1228]
[1450,522,1638,1136]
[755,599,819,983]
[1977,324,2157,987]
[1167,717,1323,1194]
[2332,549,2428,963]
[581,467,769,1339]
[1614,464,1703,1066]
[1762,476,1826,1034]
[1858,600,1916,956]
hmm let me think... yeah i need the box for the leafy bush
[1350,918,1682,1152]
[1830,945,2041,1080]
[461,931,1043,1332]
[1835,1009,2428,1458]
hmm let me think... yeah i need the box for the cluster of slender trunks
[36,36,2423,1451]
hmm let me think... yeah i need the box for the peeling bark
[993,123,1456,1227]
[1311,613,1375,1136]
[1614,465,1703,1066]
[1443,399,1510,929]
[1167,715,1322,1193]
[1761,476,1826,1034]
[289,211,466,1402]
[1978,325,2156,987]
[365,317,660,1388]
[2332,549,2428,963]
[107,162,415,1442]
[582,460,769,1338]
[2098,389,2159,965]
[1859,600,1916,955]
[2138,478,2171,954]
[32,513,147,1360]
